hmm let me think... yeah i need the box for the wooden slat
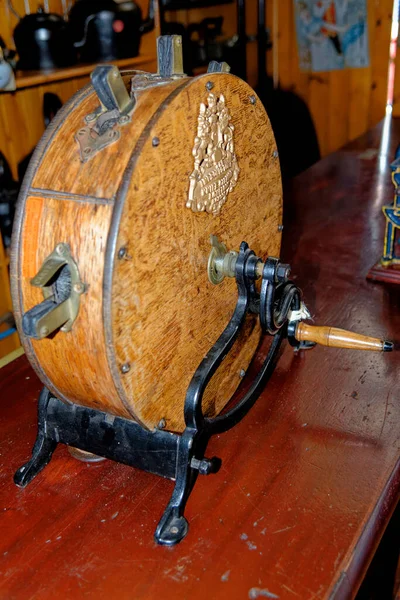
[0,232,20,358]
[12,55,156,89]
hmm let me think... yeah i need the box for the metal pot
[14,8,76,70]
[68,0,152,63]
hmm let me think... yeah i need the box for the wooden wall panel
[0,76,91,180]
[0,230,19,358]
[0,0,393,161]
[267,0,393,157]
[391,24,400,116]
[164,0,260,87]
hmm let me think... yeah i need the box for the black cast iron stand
[14,241,301,546]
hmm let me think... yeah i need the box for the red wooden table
[1,118,399,600]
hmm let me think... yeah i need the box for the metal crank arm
[155,241,298,546]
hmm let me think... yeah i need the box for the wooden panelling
[0,76,91,180]
[164,0,260,88]
[268,0,394,157]
[0,231,19,358]
[391,27,400,116]
[0,0,159,181]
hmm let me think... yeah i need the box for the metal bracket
[207,61,231,73]
[75,65,135,163]
[16,240,301,545]
[22,243,86,340]
[157,35,184,78]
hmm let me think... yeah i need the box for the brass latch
[76,65,135,163]
[22,243,86,340]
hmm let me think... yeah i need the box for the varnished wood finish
[0,0,160,181]
[268,0,393,156]
[1,118,399,599]
[0,57,157,182]
[12,71,282,430]
[0,232,19,358]
[367,260,400,285]
[111,74,282,431]
[295,322,388,352]
[11,74,190,421]
[13,56,156,90]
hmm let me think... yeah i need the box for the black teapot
[68,0,153,63]
[14,8,76,70]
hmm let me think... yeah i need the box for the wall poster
[294,0,370,72]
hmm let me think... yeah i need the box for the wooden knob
[295,322,393,352]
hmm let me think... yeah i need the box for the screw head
[170,526,179,535]
[249,95,256,105]
[278,224,284,232]
[73,282,85,294]
[273,150,279,159]
[118,247,127,260]
[158,418,166,429]
[120,363,131,374]
[152,137,160,147]
[56,243,67,255]
[206,81,214,91]
[40,326,49,337]
[240,369,246,377]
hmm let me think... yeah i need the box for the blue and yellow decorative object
[382,149,400,265]
[367,146,400,284]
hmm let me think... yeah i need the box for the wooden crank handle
[294,322,394,352]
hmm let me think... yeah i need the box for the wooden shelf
[11,54,156,91]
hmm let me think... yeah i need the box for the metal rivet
[40,326,49,337]
[73,282,85,294]
[273,150,279,158]
[56,243,67,255]
[249,95,256,105]
[170,526,179,534]
[152,137,160,147]
[240,369,246,377]
[176,38,182,45]
[158,418,166,429]
[118,247,127,260]
[206,81,214,91]
[120,363,131,374]
[278,225,284,232]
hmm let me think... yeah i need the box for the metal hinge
[75,65,135,163]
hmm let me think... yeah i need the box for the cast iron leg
[14,387,58,488]
[154,428,199,546]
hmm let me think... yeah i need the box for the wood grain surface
[111,73,282,431]
[13,71,282,430]
[1,118,399,600]
[270,0,393,157]
[295,322,388,352]
[12,74,192,420]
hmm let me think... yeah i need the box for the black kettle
[14,8,76,71]
[68,0,153,63]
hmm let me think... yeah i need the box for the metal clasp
[22,243,86,340]
[75,65,135,163]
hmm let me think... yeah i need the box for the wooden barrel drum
[11,40,283,433]
[11,37,393,545]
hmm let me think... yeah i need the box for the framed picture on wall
[294,0,370,72]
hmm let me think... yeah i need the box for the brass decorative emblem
[187,93,239,215]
